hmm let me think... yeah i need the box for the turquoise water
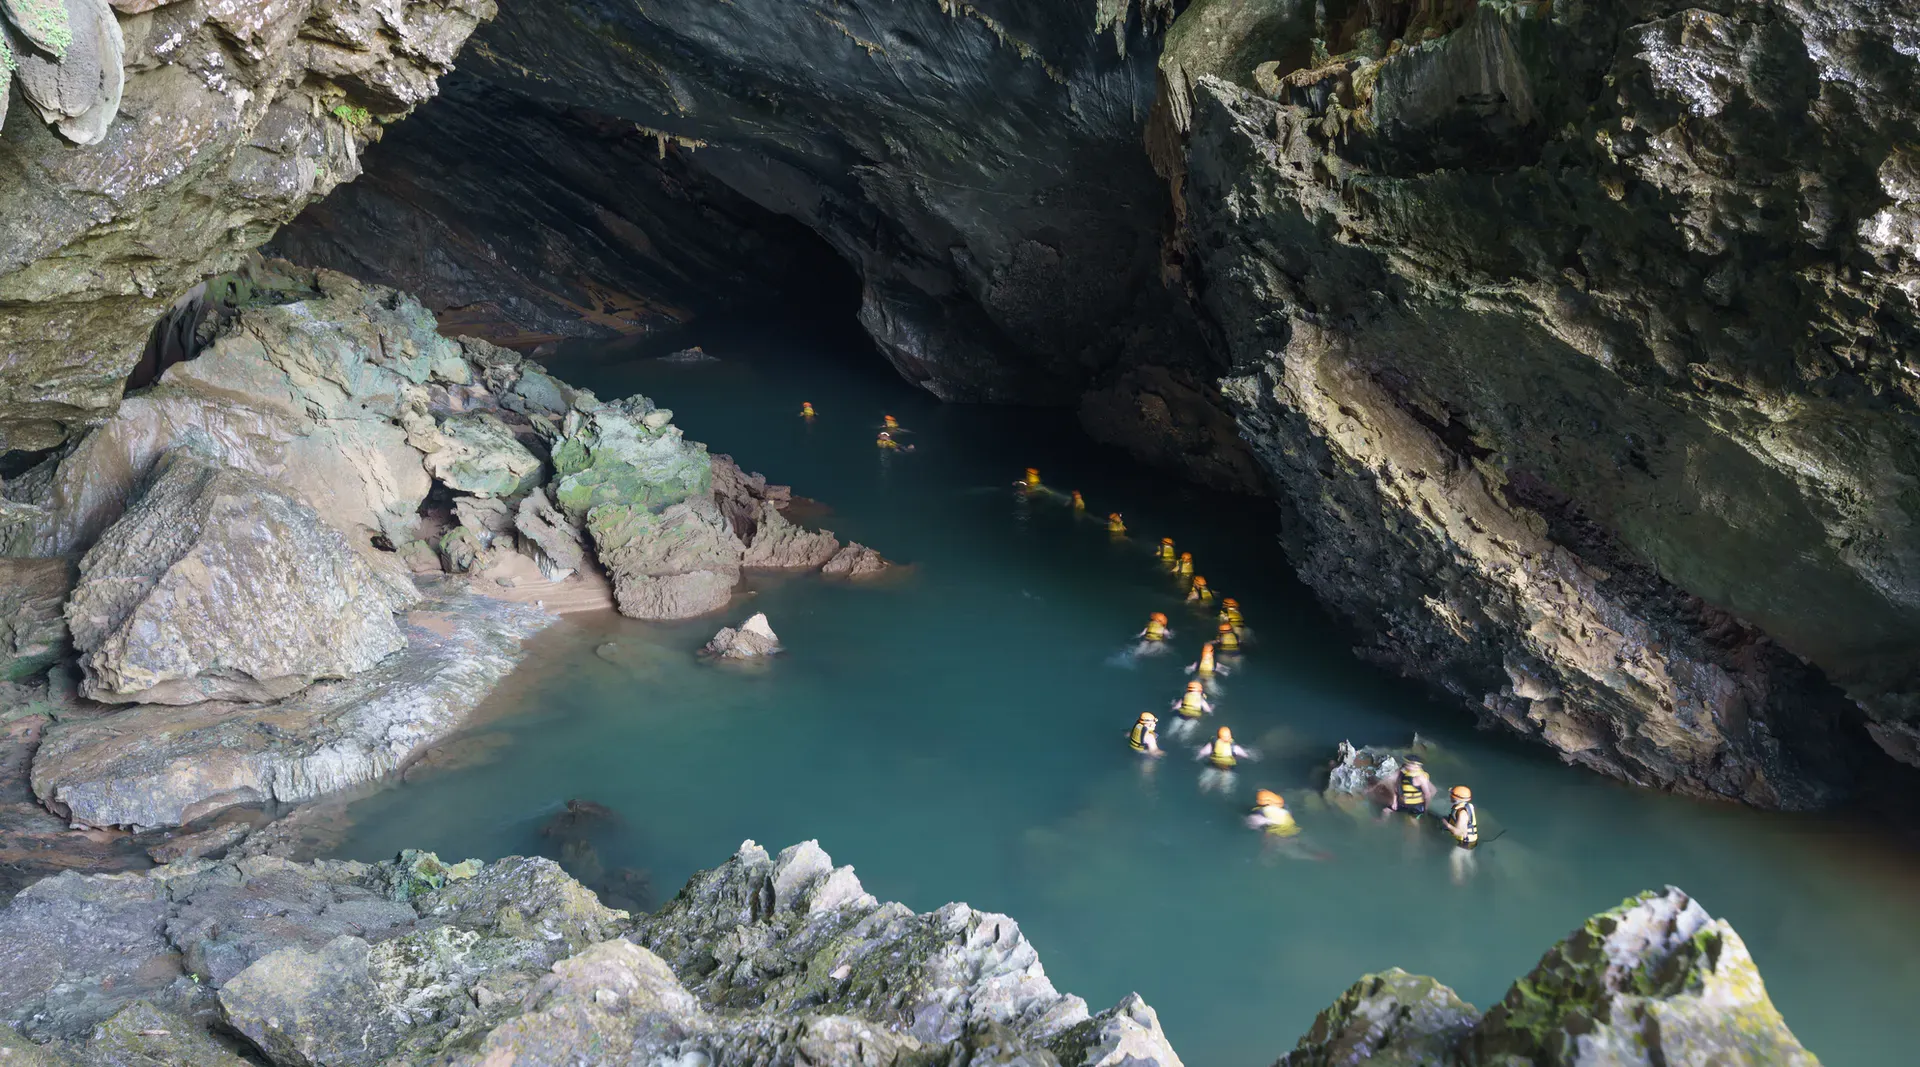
[339,326,1920,1065]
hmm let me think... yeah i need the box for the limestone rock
[710,453,790,540]
[35,586,552,829]
[514,489,588,575]
[550,396,710,523]
[1462,888,1818,1066]
[65,449,419,706]
[0,558,71,682]
[591,498,743,621]
[1276,968,1479,1067]
[740,500,839,569]
[0,0,492,450]
[704,613,780,659]
[82,1000,252,1067]
[3,0,125,146]
[145,820,252,865]
[821,542,891,579]
[424,413,542,498]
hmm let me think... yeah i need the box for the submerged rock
[0,559,71,683]
[64,448,419,706]
[35,586,552,829]
[704,613,781,659]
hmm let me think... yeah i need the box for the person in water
[1108,512,1127,534]
[1138,612,1171,643]
[1188,575,1215,603]
[800,401,816,419]
[1022,468,1042,488]
[1220,597,1245,629]
[1158,537,1176,562]
[1197,726,1253,768]
[1127,712,1162,756]
[1071,490,1086,511]
[1172,679,1212,718]
[877,431,905,451]
[882,414,904,431]
[1215,621,1240,652]
[1187,641,1226,680]
[1175,552,1194,577]
[1386,755,1435,815]
[1442,785,1478,847]
[1247,790,1299,836]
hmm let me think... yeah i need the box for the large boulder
[550,396,710,522]
[421,412,542,498]
[820,542,891,579]
[703,613,780,659]
[1277,968,1480,1067]
[591,498,743,621]
[64,448,420,706]
[35,585,551,829]
[739,500,839,569]
[0,558,71,682]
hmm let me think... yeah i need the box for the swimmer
[876,432,899,450]
[1021,468,1042,488]
[1215,621,1241,652]
[1127,712,1162,757]
[1221,597,1245,628]
[1157,537,1176,562]
[1171,679,1213,718]
[1137,612,1172,643]
[1246,789,1299,837]
[1442,785,1478,848]
[1175,552,1194,578]
[882,414,902,431]
[800,401,816,419]
[1385,755,1435,816]
[1071,490,1086,511]
[1196,726,1254,769]
[1187,575,1215,604]
[1108,512,1127,535]
[1186,642,1229,680]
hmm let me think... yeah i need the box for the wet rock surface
[0,559,70,683]
[0,841,1815,1067]
[704,613,781,659]
[1166,1,1920,807]
[821,541,892,579]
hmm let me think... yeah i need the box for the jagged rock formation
[65,447,420,705]
[0,558,69,682]
[0,0,493,454]
[1157,0,1920,807]
[0,842,1814,1066]
[704,612,781,659]
[1280,888,1818,1067]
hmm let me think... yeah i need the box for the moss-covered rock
[1278,968,1479,1067]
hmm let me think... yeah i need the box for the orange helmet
[1026,467,1039,476]
[1218,622,1233,632]
[1451,785,1472,800]
[1139,711,1158,724]
[1109,512,1122,521]
[1161,537,1174,545]
[1192,576,1208,587]
[1150,612,1168,623]
[1186,680,1203,692]
[1072,490,1084,500]
[1224,598,1239,608]
[1216,726,1233,741]
[1255,789,1284,808]
[1179,552,1192,561]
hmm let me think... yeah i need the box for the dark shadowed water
[338,325,1920,1066]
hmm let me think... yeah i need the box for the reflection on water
[339,326,1920,1066]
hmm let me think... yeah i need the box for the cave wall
[0,0,494,456]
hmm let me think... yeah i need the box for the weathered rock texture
[35,584,550,829]
[0,0,493,453]
[704,613,780,659]
[0,839,1184,1066]
[1278,887,1816,1066]
[0,558,70,682]
[1162,0,1920,807]
[65,447,420,705]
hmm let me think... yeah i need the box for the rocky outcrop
[65,447,420,705]
[740,499,840,569]
[1280,888,1817,1067]
[704,613,780,659]
[821,541,892,579]
[34,584,551,829]
[593,498,745,621]
[0,558,70,682]
[0,842,1815,1067]
[0,0,493,454]
[1162,1,1920,807]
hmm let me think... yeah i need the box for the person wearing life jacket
[1172,679,1212,718]
[1247,790,1299,836]
[1022,467,1042,488]
[1197,726,1251,769]
[1188,576,1215,603]
[1190,642,1217,678]
[1127,712,1162,756]
[1221,598,1245,628]
[1158,537,1176,562]
[1442,785,1478,847]
[1138,612,1171,642]
[876,432,899,450]
[800,401,816,419]
[882,414,901,431]
[1071,490,1086,511]
[1215,621,1241,652]
[1108,512,1127,534]
[1175,552,1194,577]
[1387,755,1435,815]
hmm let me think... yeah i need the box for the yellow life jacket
[1217,629,1240,651]
[1176,559,1194,577]
[1143,620,1166,641]
[1108,518,1126,533]
[1158,543,1175,561]
[1224,607,1245,627]
[1192,586,1215,603]
[1209,738,1237,769]
[1178,691,1206,717]
[1453,802,1478,846]
[1398,769,1428,809]
[1255,805,1299,837]
[1128,722,1154,752]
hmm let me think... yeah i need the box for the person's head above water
[1223,597,1239,608]
[1404,755,1425,769]
[1180,552,1192,561]
[1138,711,1158,724]
[1451,785,1471,800]
[1150,612,1168,623]
[1255,789,1284,808]
[1218,622,1233,633]
[1186,679,1203,692]
[1192,575,1208,587]
[1216,726,1233,741]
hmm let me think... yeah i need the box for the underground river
[337,323,1920,1066]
